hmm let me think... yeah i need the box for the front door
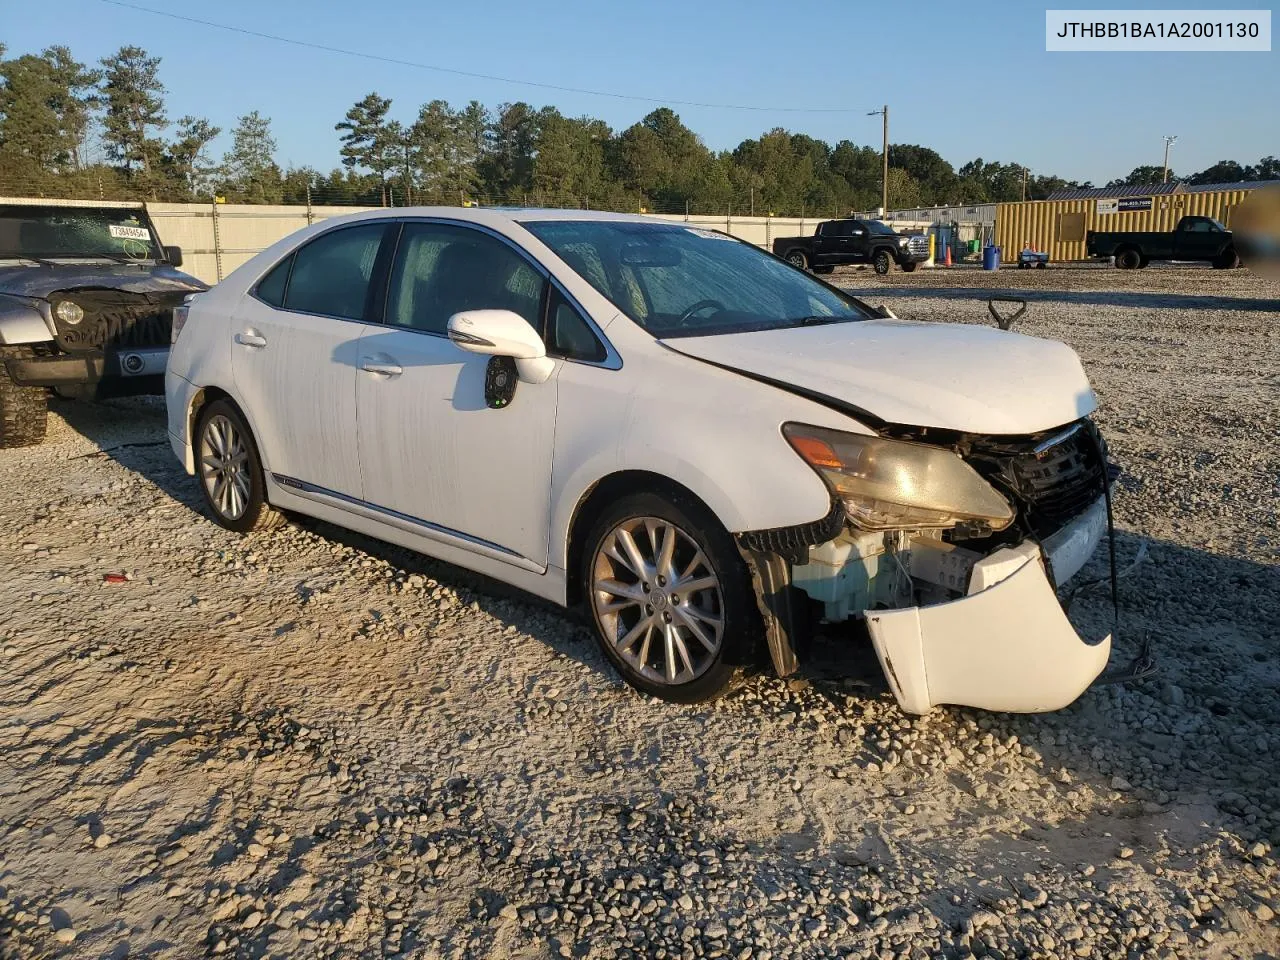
[231,221,394,499]
[1173,219,1222,260]
[355,221,558,568]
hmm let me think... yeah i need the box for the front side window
[283,223,389,321]
[522,220,872,339]
[545,287,605,362]
[387,223,543,335]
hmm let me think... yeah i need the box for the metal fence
[16,197,845,284]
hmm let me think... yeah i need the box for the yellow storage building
[994,185,1257,262]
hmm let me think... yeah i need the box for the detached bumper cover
[867,550,1111,715]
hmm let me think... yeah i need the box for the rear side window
[254,255,292,307]
[283,224,389,321]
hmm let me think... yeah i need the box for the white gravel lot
[1,265,1277,960]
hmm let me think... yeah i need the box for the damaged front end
[740,418,1133,714]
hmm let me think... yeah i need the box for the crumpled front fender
[867,550,1111,714]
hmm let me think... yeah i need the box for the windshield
[0,205,162,261]
[865,220,899,236]
[522,220,872,338]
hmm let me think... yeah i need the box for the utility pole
[1021,166,1028,202]
[1162,135,1178,183]
[868,105,889,213]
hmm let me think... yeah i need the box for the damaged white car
[167,209,1129,713]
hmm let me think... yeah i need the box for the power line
[97,0,863,114]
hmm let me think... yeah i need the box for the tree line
[0,42,1274,213]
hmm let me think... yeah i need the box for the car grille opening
[966,422,1107,537]
[49,289,177,352]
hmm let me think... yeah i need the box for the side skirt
[264,474,567,607]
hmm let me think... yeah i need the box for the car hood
[0,262,207,299]
[659,319,1097,435]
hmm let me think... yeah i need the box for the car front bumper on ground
[866,498,1112,715]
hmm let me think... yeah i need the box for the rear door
[230,222,394,499]
[810,222,836,264]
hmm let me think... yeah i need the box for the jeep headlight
[783,423,1014,531]
[55,300,85,325]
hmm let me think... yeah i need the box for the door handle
[360,359,403,377]
[234,332,267,348]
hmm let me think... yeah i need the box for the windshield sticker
[108,224,151,241]
[684,228,735,241]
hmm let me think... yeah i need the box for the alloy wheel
[591,517,725,686]
[199,414,251,521]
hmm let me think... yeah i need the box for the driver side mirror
[447,309,555,384]
[164,245,183,268]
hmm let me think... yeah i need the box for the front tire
[1212,248,1240,269]
[873,250,893,275]
[195,399,286,533]
[0,347,49,449]
[583,491,756,704]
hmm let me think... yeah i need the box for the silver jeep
[0,200,207,447]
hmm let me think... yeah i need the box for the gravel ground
[1,266,1277,960]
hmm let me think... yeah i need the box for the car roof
[316,206,670,229]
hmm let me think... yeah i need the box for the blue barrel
[982,244,1000,271]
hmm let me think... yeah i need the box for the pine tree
[335,92,393,204]
[99,45,166,173]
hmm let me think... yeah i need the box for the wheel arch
[563,469,724,608]
[185,386,267,474]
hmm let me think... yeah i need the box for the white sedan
[166,208,1115,712]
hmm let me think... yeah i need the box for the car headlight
[897,237,909,246]
[55,300,85,325]
[783,423,1015,531]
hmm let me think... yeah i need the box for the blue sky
[4,0,1276,184]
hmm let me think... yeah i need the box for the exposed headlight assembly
[783,423,1014,531]
[55,300,84,325]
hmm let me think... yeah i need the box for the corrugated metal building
[994,186,1256,262]
[878,203,997,224]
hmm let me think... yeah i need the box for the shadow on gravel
[843,286,1280,312]
[56,396,1280,827]
[53,395,613,683]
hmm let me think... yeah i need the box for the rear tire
[0,347,49,449]
[194,399,287,534]
[873,250,893,275]
[785,250,809,271]
[1212,248,1240,269]
[1115,248,1141,270]
[582,490,757,704]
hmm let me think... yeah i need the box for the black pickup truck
[1086,215,1240,269]
[773,218,929,275]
